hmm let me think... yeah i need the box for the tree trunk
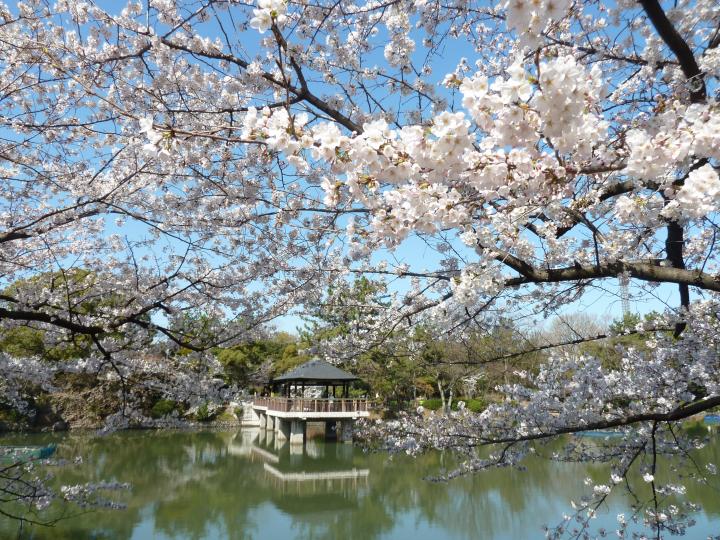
[437,379,446,413]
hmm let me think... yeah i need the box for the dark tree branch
[475,395,720,445]
[0,307,104,335]
[638,0,706,102]
[498,255,720,292]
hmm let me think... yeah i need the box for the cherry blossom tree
[1,0,720,535]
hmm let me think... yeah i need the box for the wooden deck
[253,397,369,414]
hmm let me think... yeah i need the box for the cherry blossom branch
[638,0,706,102]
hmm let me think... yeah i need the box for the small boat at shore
[0,443,57,465]
[704,415,720,425]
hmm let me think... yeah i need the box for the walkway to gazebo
[251,359,369,444]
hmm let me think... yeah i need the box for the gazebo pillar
[276,418,290,441]
[290,419,305,445]
[338,419,355,443]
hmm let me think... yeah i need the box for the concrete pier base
[251,397,369,446]
[239,402,262,427]
[276,418,290,441]
[338,419,355,443]
[290,420,305,445]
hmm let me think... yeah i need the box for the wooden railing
[253,397,368,413]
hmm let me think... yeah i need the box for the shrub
[233,406,243,419]
[420,398,443,411]
[465,398,486,413]
[610,396,632,409]
[419,398,486,412]
[348,388,366,398]
[0,407,23,424]
[196,402,212,421]
[381,409,399,420]
[150,399,176,418]
[684,420,707,438]
[215,410,236,422]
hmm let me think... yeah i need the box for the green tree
[214,331,306,388]
[300,277,419,405]
[0,269,150,361]
[579,312,664,370]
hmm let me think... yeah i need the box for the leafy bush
[420,398,486,412]
[348,387,366,398]
[0,407,23,424]
[465,398,486,413]
[420,398,443,410]
[196,402,212,421]
[215,410,237,422]
[150,399,176,418]
[381,409,399,419]
[684,420,708,438]
[233,406,243,419]
[610,396,632,409]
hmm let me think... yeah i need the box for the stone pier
[338,419,355,443]
[251,391,369,445]
[290,420,305,445]
[276,418,290,441]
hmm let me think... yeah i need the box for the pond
[1,428,719,539]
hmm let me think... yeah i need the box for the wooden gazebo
[272,359,358,398]
[252,359,368,444]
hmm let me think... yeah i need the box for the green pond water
[1,428,720,539]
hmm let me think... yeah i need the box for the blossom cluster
[249,0,287,33]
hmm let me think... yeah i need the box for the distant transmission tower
[619,274,631,315]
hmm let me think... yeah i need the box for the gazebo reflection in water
[250,429,370,508]
[251,359,370,444]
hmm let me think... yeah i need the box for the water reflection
[250,431,370,505]
[0,429,718,539]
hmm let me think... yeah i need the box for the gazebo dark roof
[273,359,358,383]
